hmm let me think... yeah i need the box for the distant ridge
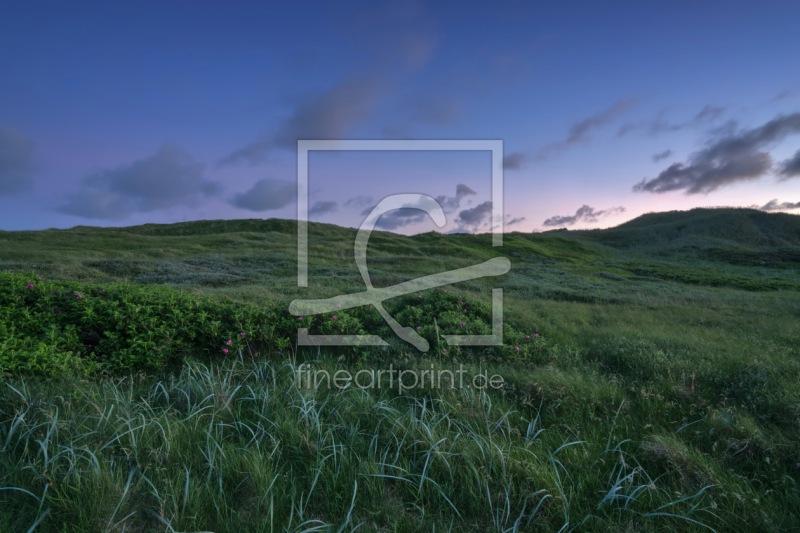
[567,207,800,251]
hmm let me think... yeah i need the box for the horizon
[2,1,800,233]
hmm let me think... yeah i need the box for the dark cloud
[543,205,625,227]
[652,149,673,162]
[0,125,36,194]
[779,149,800,179]
[758,199,800,212]
[634,113,800,194]
[230,178,296,212]
[619,104,726,137]
[503,152,526,170]
[456,200,493,229]
[359,184,478,231]
[58,145,218,220]
[435,183,476,213]
[308,200,338,217]
[371,207,429,230]
[219,76,385,166]
[344,195,374,208]
[537,98,636,159]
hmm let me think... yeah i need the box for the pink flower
[416,326,421,329]
[223,348,228,353]
[240,332,246,336]
[50,291,54,295]
[452,326,456,329]
[299,317,303,320]
[27,284,34,288]
[38,277,43,280]
[463,309,467,312]
[333,316,337,319]
[55,309,62,313]
[195,302,199,305]
[226,340,232,345]
[337,304,341,308]
[525,335,530,339]
[460,322,465,325]
[515,347,519,350]
[76,294,82,299]
[534,333,539,337]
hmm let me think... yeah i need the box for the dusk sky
[1,0,799,234]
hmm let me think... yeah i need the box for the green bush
[0,273,539,375]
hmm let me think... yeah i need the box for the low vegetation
[1,207,799,531]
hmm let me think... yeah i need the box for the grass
[1,207,799,531]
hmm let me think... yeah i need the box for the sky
[1,0,799,234]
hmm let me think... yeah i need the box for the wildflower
[76,294,82,299]
[463,309,466,312]
[299,317,303,320]
[515,347,519,350]
[460,321,465,325]
[240,332,246,337]
[333,316,337,319]
[416,326,421,329]
[196,302,199,305]
[337,304,341,308]
[99,290,103,293]
[526,335,530,339]
[534,333,539,337]
[226,340,232,345]
[55,309,62,313]
[27,283,34,288]
[223,348,229,353]
[452,326,456,329]
[38,277,43,280]
[50,291,54,294]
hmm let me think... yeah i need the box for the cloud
[359,184,478,231]
[619,104,726,137]
[435,183,476,213]
[652,149,673,162]
[308,200,338,217]
[505,216,526,226]
[219,76,385,166]
[58,144,219,220]
[231,178,296,212]
[779,149,800,179]
[770,90,793,103]
[633,112,800,194]
[344,195,374,208]
[542,205,625,227]
[537,98,636,159]
[757,199,800,212]
[455,200,493,229]
[0,125,36,194]
[503,152,526,170]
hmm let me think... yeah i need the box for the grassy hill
[1,208,800,532]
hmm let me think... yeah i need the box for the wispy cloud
[503,152,526,170]
[756,199,800,212]
[543,205,625,227]
[537,98,636,160]
[779,149,800,179]
[634,112,800,194]
[618,104,725,137]
[308,200,338,218]
[651,149,673,162]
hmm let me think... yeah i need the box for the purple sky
[1,0,799,233]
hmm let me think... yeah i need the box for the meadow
[1,207,799,532]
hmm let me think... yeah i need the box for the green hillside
[2,208,800,532]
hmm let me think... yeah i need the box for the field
[1,207,799,532]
